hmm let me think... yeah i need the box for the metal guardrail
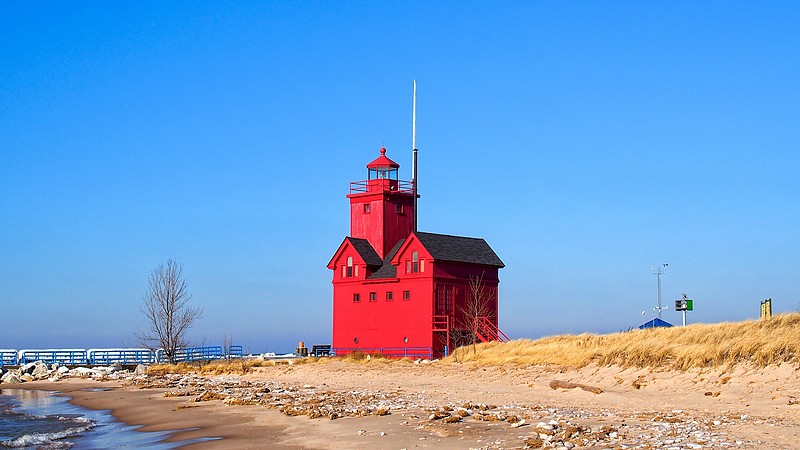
[1,350,18,366]
[88,348,155,365]
[332,347,433,360]
[18,349,88,365]
[178,345,223,362]
[158,346,224,363]
[349,179,414,194]
[1,345,242,366]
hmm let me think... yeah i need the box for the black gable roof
[367,239,404,279]
[415,232,505,268]
[346,237,383,266]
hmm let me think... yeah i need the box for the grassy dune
[449,313,800,369]
[145,350,397,375]
[147,314,800,376]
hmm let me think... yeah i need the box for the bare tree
[458,273,496,354]
[137,259,203,364]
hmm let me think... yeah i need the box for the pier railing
[1,345,242,367]
[18,349,88,365]
[156,346,224,363]
[227,345,243,358]
[87,349,155,365]
[1,350,18,366]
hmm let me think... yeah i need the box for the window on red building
[346,256,354,277]
[353,293,360,302]
[386,291,393,301]
[369,292,377,302]
[363,203,371,213]
[412,251,419,273]
[403,290,410,300]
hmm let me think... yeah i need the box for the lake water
[0,388,184,449]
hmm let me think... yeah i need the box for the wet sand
[13,360,800,449]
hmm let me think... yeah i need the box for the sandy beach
[9,359,799,449]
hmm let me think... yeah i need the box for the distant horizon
[2,3,798,352]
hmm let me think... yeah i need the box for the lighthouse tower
[328,147,505,359]
[347,147,415,259]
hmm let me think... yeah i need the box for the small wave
[58,415,92,423]
[0,424,95,448]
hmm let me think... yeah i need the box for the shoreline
[6,380,297,449]
[6,361,800,449]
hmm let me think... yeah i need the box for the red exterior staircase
[475,316,509,343]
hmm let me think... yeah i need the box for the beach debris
[194,391,227,402]
[631,376,648,389]
[441,415,462,423]
[163,390,193,397]
[523,435,544,448]
[549,379,603,394]
[1,372,22,384]
[510,418,527,428]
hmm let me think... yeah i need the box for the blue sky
[2,2,798,353]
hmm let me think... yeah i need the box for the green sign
[685,299,693,311]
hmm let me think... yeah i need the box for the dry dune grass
[145,351,410,376]
[449,313,800,370]
[146,357,319,376]
[145,314,800,375]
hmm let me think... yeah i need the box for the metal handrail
[349,179,414,194]
[18,349,88,365]
[478,317,510,342]
[88,348,155,365]
[332,346,433,360]
[0,349,17,366]
[432,315,449,331]
[4,345,242,366]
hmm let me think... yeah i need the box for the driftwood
[548,379,603,394]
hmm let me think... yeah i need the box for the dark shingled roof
[367,239,404,279]
[415,232,505,268]
[346,237,383,267]
[365,232,504,280]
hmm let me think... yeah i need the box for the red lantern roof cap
[367,147,400,169]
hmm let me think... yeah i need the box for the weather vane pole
[412,80,418,232]
[651,263,668,319]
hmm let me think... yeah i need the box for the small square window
[403,290,410,300]
[353,293,360,303]
[369,292,377,302]
[363,203,371,213]
[396,204,403,214]
[386,291,393,301]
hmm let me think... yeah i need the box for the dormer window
[346,256,354,277]
[412,251,419,273]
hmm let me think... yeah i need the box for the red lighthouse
[327,147,505,358]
